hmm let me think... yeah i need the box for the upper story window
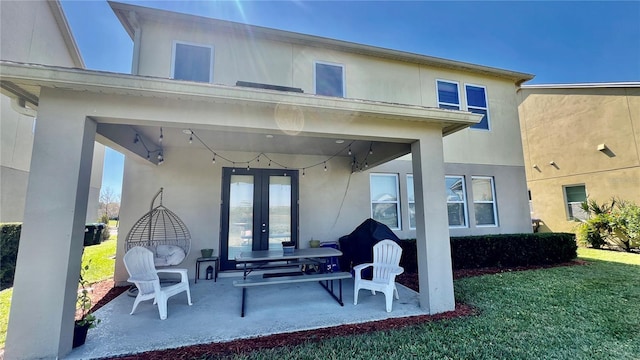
[465,84,490,130]
[472,176,498,226]
[564,185,588,221]
[172,42,213,83]
[315,62,344,97]
[370,174,400,230]
[446,176,468,228]
[437,80,460,110]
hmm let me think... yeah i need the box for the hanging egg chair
[125,188,191,267]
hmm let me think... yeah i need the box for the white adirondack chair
[123,246,192,320]
[353,239,404,312]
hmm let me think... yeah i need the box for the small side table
[195,257,219,283]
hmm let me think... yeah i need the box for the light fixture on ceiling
[335,139,344,144]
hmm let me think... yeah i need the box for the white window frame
[370,173,401,230]
[563,184,588,221]
[171,41,214,83]
[407,175,416,230]
[436,79,461,110]
[314,61,345,97]
[445,175,469,229]
[472,176,498,227]
[464,83,490,131]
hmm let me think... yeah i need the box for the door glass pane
[268,176,291,250]
[228,175,253,261]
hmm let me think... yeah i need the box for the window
[437,80,460,110]
[315,62,344,97]
[407,175,416,229]
[564,185,587,220]
[370,174,400,230]
[446,176,468,228]
[172,42,213,83]
[465,84,489,130]
[472,176,497,226]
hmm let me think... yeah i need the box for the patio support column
[411,132,455,314]
[4,89,96,359]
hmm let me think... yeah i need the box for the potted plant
[73,260,100,348]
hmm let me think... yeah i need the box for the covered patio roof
[0,60,481,168]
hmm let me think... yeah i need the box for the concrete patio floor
[67,275,427,359]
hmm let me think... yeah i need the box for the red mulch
[88,260,586,359]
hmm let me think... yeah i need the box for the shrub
[577,198,640,252]
[398,233,577,273]
[0,223,21,291]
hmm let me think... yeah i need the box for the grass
[217,247,640,360]
[0,239,116,348]
[1,244,638,357]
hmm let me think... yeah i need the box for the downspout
[10,98,36,117]
[128,11,141,75]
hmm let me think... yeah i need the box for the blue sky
[59,0,640,196]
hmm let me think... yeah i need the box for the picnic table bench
[234,248,350,317]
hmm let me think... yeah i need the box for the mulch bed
[88,260,586,359]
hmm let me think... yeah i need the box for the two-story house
[0,0,105,224]
[2,2,532,358]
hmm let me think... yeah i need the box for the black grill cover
[338,218,400,274]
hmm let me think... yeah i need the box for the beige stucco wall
[0,1,78,66]
[518,87,640,232]
[0,0,103,223]
[135,17,524,168]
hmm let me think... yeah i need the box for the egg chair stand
[125,187,191,295]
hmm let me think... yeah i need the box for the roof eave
[108,1,534,85]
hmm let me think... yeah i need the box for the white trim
[472,176,498,227]
[370,173,401,231]
[171,40,214,83]
[314,61,345,97]
[464,83,490,131]
[436,79,461,110]
[407,174,416,230]
[521,82,640,89]
[445,175,469,229]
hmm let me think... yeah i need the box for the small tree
[577,198,640,252]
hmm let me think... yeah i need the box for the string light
[134,134,139,144]
[181,129,371,174]
[133,130,164,165]
[159,127,163,143]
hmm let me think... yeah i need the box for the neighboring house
[1,2,533,358]
[517,83,640,233]
[0,0,105,223]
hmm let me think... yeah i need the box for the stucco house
[517,82,640,233]
[2,2,533,358]
[0,0,105,224]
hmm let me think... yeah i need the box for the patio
[67,275,426,359]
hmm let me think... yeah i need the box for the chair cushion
[154,245,186,266]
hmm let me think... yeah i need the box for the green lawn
[0,239,116,348]
[220,247,640,360]
[1,245,638,357]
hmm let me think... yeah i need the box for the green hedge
[0,223,21,291]
[398,233,577,273]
